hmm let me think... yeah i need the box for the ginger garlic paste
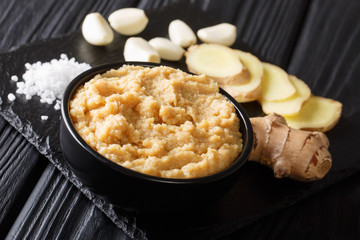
[70,65,242,178]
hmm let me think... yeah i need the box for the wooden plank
[288,0,360,98]
[287,0,360,171]
[0,118,48,239]
[229,172,360,240]
[6,164,134,240]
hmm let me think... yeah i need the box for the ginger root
[249,113,332,182]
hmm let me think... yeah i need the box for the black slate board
[0,2,359,239]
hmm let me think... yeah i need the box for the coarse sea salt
[15,54,91,110]
[8,93,16,101]
[11,75,18,82]
[41,115,49,120]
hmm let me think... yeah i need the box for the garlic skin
[81,12,114,46]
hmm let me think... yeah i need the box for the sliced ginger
[250,113,332,181]
[261,63,296,101]
[261,75,311,116]
[221,50,263,102]
[284,95,342,132]
[185,44,250,85]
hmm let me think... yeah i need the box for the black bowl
[60,62,253,213]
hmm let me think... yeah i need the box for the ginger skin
[249,113,332,182]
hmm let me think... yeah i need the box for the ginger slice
[261,75,311,116]
[221,50,263,102]
[185,44,250,85]
[284,95,342,132]
[249,113,332,181]
[261,63,296,101]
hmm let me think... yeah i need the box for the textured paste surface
[70,65,242,178]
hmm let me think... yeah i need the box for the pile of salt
[14,54,91,111]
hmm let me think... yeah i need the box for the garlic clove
[168,19,197,48]
[197,23,237,47]
[81,12,114,46]
[108,8,148,36]
[123,37,160,63]
[149,37,185,61]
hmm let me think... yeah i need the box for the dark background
[0,0,360,239]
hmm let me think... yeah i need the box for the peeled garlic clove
[148,37,185,61]
[81,12,114,46]
[123,37,160,63]
[197,23,237,47]
[168,19,196,48]
[108,8,148,36]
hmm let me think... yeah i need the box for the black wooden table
[1,0,359,239]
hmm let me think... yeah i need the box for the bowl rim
[61,61,253,185]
